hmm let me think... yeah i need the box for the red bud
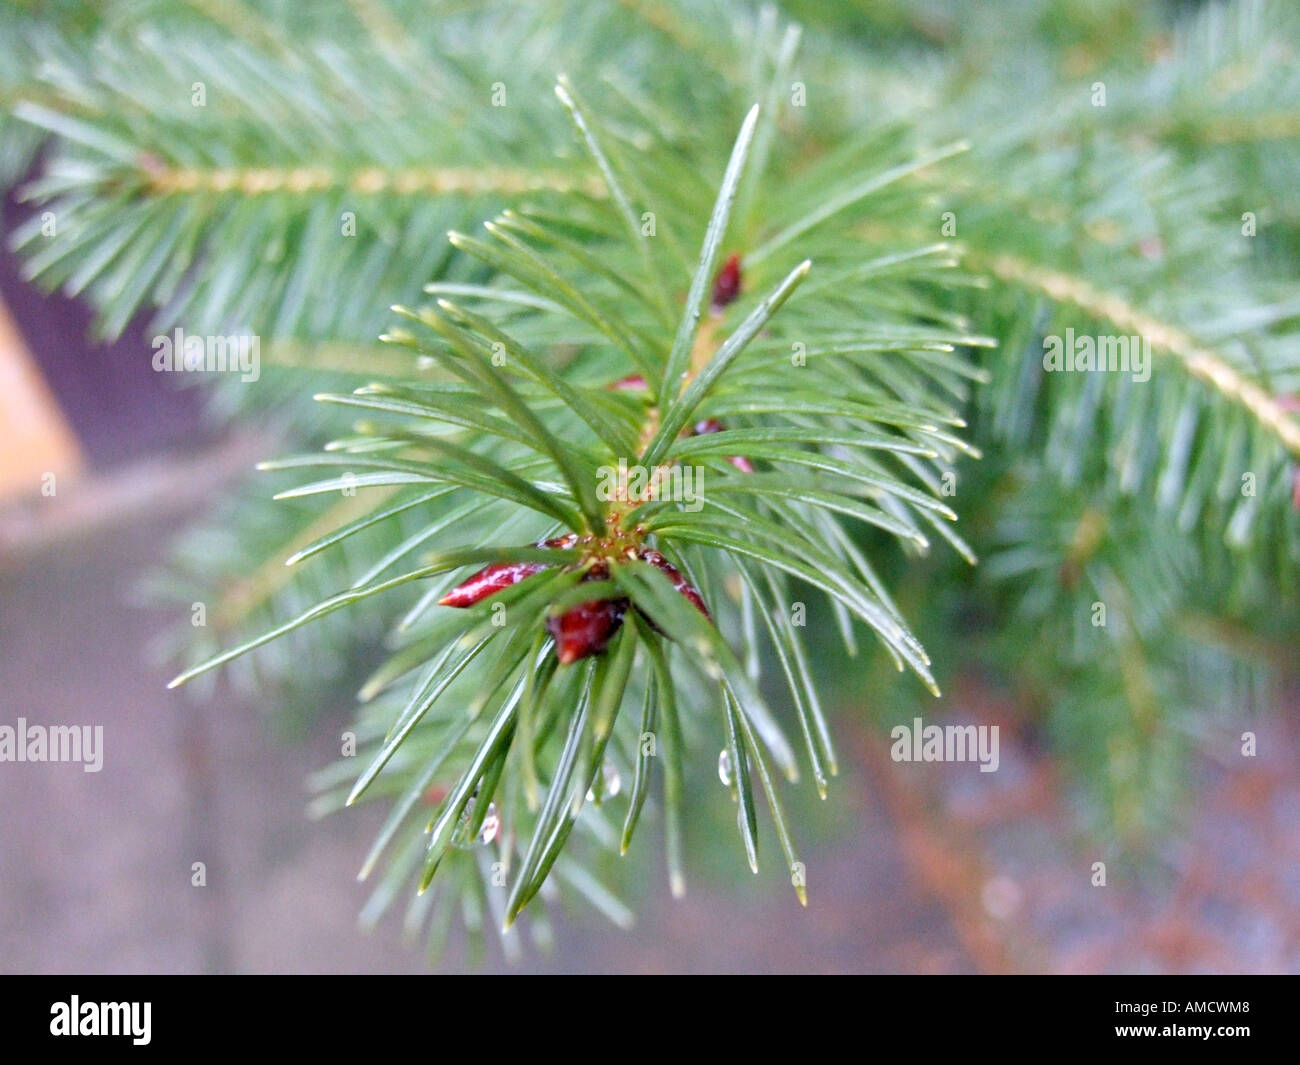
[688,418,753,474]
[711,253,742,311]
[545,560,630,664]
[638,548,710,621]
[548,598,628,664]
[439,534,577,608]
[438,560,549,607]
[608,373,649,391]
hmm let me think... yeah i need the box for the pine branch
[162,82,974,933]
[12,0,1300,960]
[983,252,1300,456]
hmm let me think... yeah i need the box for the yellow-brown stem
[138,163,606,199]
[985,253,1300,457]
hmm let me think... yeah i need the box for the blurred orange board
[0,298,83,499]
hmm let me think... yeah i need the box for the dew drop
[586,760,622,804]
[456,796,500,847]
[477,802,501,846]
[718,748,733,787]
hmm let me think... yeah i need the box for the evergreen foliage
[5,0,1297,954]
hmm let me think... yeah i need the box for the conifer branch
[7,0,1299,962]
[135,163,606,200]
[984,252,1300,456]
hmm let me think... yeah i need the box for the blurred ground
[862,707,1300,974]
[0,489,968,974]
[1,472,1296,973]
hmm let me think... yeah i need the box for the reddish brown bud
[1137,235,1164,261]
[548,598,628,664]
[137,151,167,177]
[637,548,710,621]
[688,418,753,474]
[438,534,577,608]
[439,560,549,607]
[711,253,742,311]
[545,561,631,664]
[608,373,649,391]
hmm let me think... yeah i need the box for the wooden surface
[0,297,82,500]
